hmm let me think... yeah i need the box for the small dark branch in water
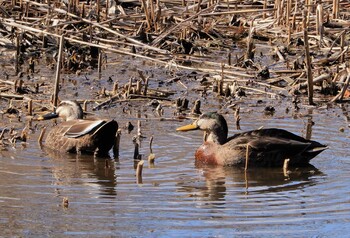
[149,135,154,154]
[113,129,121,158]
[245,144,250,171]
[235,106,241,130]
[134,141,141,160]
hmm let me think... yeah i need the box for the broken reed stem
[15,34,20,75]
[143,77,149,96]
[27,99,32,116]
[235,106,241,130]
[133,141,140,160]
[303,9,314,105]
[137,120,142,138]
[113,129,121,158]
[141,0,152,30]
[0,128,6,140]
[96,0,100,22]
[340,32,345,63]
[98,51,102,74]
[136,80,142,95]
[136,160,144,184]
[127,77,133,97]
[83,100,88,112]
[53,34,64,109]
[112,81,118,95]
[283,158,290,176]
[38,127,46,144]
[191,99,201,114]
[245,144,249,171]
[149,135,153,154]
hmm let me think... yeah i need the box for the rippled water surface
[0,52,350,237]
[1,97,350,237]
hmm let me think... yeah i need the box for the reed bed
[0,0,349,112]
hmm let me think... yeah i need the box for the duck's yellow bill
[176,123,198,131]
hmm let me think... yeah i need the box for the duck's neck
[205,127,227,145]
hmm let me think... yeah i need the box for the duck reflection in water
[177,164,322,205]
[44,148,118,198]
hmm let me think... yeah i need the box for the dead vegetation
[0,0,349,134]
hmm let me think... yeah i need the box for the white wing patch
[64,120,105,138]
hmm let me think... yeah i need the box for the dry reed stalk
[15,34,20,75]
[286,0,291,27]
[149,0,155,28]
[112,81,118,95]
[96,0,100,22]
[53,34,64,109]
[303,9,314,105]
[141,0,152,30]
[332,0,339,19]
[38,127,46,144]
[316,4,323,48]
[98,51,102,74]
[245,144,249,171]
[201,8,276,17]
[340,32,345,63]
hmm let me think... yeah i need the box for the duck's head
[177,112,228,144]
[38,100,84,121]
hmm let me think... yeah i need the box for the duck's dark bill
[176,123,198,131]
[37,112,59,120]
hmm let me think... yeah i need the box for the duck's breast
[195,142,221,165]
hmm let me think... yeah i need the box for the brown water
[1,55,350,237]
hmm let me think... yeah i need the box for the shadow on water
[43,147,118,198]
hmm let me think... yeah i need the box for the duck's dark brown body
[195,128,326,167]
[178,112,327,167]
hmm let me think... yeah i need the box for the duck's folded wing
[247,137,312,155]
[63,120,106,138]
